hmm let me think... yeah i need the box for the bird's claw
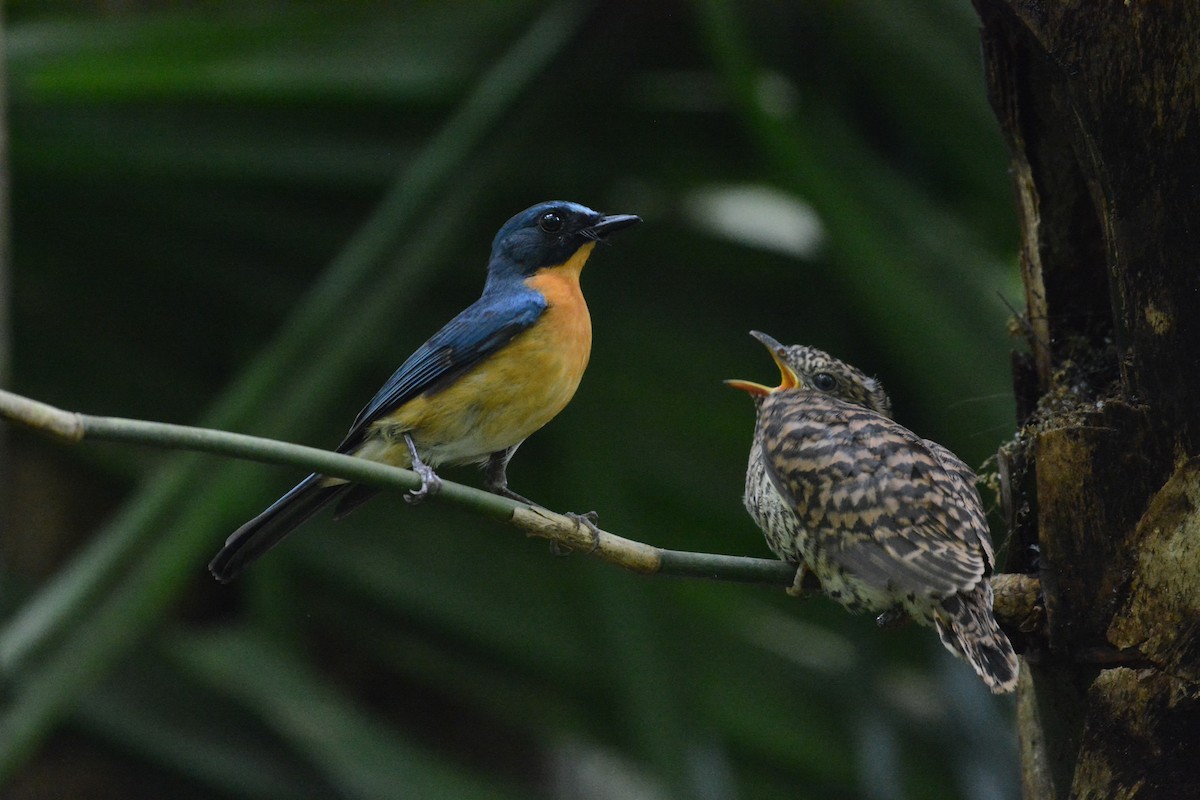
[565,510,602,553]
[404,464,443,505]
[785,563,811,598]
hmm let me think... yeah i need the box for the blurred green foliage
[2,2,1021,798]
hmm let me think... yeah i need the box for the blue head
[485,201,640,286]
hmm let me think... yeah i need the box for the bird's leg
[484,445,535,505]
[403,433,442,504]
[785,562,812,598]
[485,447,601,552]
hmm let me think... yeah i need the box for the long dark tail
[209,474,348,583]
[934,582,1019,694]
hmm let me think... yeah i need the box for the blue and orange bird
[209,201,640,582]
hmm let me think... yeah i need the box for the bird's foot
[875,607,911,629]
[785,563,812,598]
[404,462,443,505]
[547,512,602,555]
[402,433,442,505]
[565,510,602,553]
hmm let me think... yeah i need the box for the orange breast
[521,247,594,388]
[363,246,594,467]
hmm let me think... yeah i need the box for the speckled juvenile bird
[727,332,1018,694]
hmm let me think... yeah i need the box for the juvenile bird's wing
[759,393,989,598]
[338,289,547,452]
[921,438,995,568]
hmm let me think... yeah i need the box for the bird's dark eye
[812,372,837,391]
[538,212,564,233]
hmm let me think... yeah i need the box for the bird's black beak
[588,213,642,239]
[725,330,800,396]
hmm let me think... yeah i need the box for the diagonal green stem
[0,388,796,581]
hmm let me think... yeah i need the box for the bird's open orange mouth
[725,330,800,396]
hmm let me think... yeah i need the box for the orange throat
[520,242,595,393]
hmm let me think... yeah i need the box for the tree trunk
[971,2,1200,798]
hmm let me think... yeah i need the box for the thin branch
[0,389,794,581]
[1,388,1043,626]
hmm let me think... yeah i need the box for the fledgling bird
[727,331,1018,693]
[209,201,640,583]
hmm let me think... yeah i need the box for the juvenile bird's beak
[588,213,642,239]
[725,330,800,396]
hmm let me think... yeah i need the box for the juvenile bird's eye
[812,372,837,391]
[538,212,564,233]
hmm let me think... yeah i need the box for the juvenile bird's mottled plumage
[728,332,1018,693]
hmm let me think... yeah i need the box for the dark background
[2,2,1022,798]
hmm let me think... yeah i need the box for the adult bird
[727,332,1018,693]
[209,201,641,582]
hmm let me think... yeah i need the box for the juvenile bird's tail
[934,582,1019,694]
[209,474,348,583]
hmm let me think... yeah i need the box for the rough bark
[972,2,1200,798]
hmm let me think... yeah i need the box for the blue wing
[337,288,547,452]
